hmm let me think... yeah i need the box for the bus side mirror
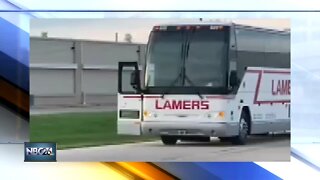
[130,70,141,91]
[230,70,238,87]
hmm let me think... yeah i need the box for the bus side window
[229,26,238,89]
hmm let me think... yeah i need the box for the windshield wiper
[161,43,185,99]
[184,73,204,99]
[183,30,204,99]
[161,31,204,100]
[161,69,183,99]
[161,67,203,99]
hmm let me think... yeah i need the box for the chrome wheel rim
[240,118,248,137]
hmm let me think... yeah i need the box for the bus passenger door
[117,62,142,135]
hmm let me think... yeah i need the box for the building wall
[30,37,146,107]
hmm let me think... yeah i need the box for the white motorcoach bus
[117,22,290,145]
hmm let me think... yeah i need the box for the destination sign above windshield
[153,25,227,31]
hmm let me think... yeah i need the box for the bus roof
[154,22,289,34]
[154,21,233,27]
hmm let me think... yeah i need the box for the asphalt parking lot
[58,134,290,162]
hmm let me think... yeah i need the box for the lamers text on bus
[155,100,210,110]
[271,79,290,95]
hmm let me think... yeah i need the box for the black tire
[161,136,178,145]
[231,111,249,145]
[218,137,231,142]
[180,136,210,142]
[254,132,269,136]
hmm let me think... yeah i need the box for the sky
[30,19,290,44]
[8,0,320,10]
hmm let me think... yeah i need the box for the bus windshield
[145,27,229,92]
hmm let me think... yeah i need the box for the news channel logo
[24,142,57,162]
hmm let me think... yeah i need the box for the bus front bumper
[141,121,239,137]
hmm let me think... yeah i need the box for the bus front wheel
[218,137,232,142]
[161,136,177,145]
[231,111,249,145]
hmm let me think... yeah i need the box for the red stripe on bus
[253,70,263,104]
[123,95,141,98]
[255,100,290,104]
[247,69,290,74]
[123,69,290,104]
[206,95,235,99]
[248,70,290,105]
[263,70,290,74]
[123,95,161,99]
[246,70,261,73]
[124,95,235,99]
[144,96,162,98]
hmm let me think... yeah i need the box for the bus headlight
[210,111,225,120]
[143,111,157,118]
[143,111,151,117]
